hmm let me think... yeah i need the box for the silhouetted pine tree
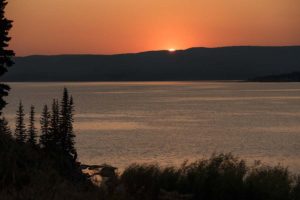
[0,117,11,136]
[59,88,68,152]
[0,0,15,115]
[68,95,77,160]
[50,99,60,148]
[27,105,37,146]
[15,101,26,143]
[40,104,51,148]
[59,88,76,160]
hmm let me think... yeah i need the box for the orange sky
[7,0,300,56]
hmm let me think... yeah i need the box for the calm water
[4,82,300,171]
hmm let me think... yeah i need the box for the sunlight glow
[168,48,176,52]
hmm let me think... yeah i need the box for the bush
[292,176,300,200]
[244,164,292,200]
[178,153,247,200]
[121,164,162,199]
[117,154,299,200]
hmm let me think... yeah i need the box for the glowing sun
[168,48,176,52]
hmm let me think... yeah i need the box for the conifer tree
[50,99,60,148]
[59,88,76,160]
[60,88,69,152]
[0,0,15,115]
[15,101,26,143]
[40,104,51,148]
[0,117,11,136]
[68,95,76,160]
[27,105,37,146]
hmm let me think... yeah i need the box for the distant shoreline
[248,71,300,82]
[3,46,300,82]
[3,80,300,83]
[3,80,244,83]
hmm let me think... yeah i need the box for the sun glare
[168,48,176,52]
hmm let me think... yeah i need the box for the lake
[3,82,300,171]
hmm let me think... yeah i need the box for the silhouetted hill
[249,71,300,82]
[3,46,300,81]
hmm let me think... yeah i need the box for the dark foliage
[27,105,37,146]
[40,104,51,148]
[0,91,103,199]
[0,116,11,137]
[292,176,300,200]
[117,154,300,200]
[15,101,26,143]
[244,165,292,200]
[50,99,60,148]
[0,0,15,114]
[59,88,77,160]
[0,131,103,200]
[39,89,77,160]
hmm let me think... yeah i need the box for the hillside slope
[3,46,300,81]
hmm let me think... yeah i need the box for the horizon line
[15,45,300,58]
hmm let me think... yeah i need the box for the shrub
[292,176,300,200]
[245,165,292,200]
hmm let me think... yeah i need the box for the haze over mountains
[3,46,300,81]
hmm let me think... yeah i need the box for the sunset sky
[7,0,300,56]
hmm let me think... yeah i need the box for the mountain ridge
[16,45,300,57]
[3,46,300,81]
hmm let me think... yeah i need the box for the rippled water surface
[4,82,300,171]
